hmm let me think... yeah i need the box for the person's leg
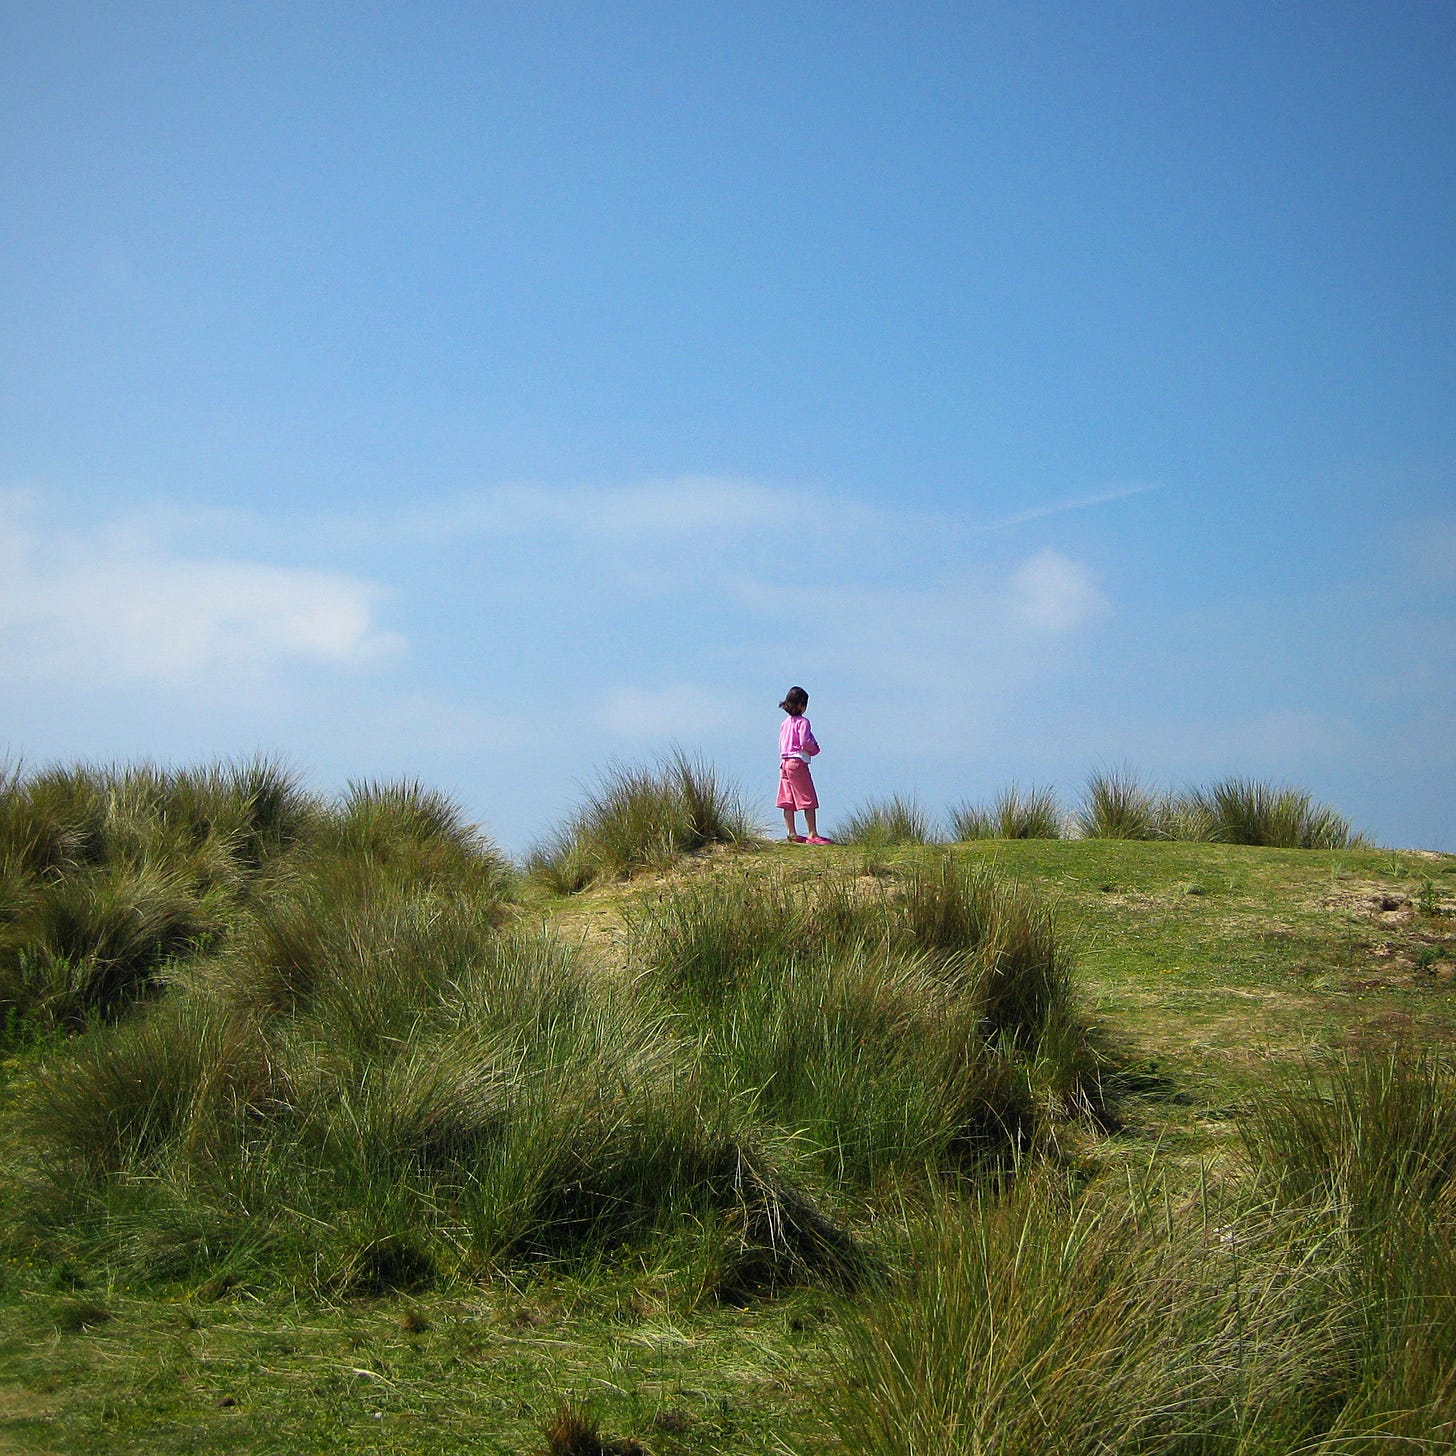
[783,807,798,838]
[803,807,818,839]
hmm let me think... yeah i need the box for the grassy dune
[1,761,1453,1454]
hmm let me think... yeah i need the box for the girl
[777,685,833,844]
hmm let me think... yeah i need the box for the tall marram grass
[816,1050,1456,1455]
[821,1177,1351,1455]
[13,954,858,1296]
[527,751,758,893]
[0,758,324,1032]
[2,757,868,1298]
[8,854,857,1297]
[949,784,1062,841]
[837,796,933,847]
[628,858,1095,1183]
[1236,1050,1456,1445]
[0,762,516,1035]
[1179,776,1366,849]
[1072,770,1367,849]
[1076,767,1170,840]
[1241,1047,1456,1224]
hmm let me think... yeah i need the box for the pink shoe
[806,835,835,845]
[785,834,807,843]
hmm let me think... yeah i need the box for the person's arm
[802,720,820,756]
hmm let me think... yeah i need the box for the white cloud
[400,476,800,543]
[720,545,1114,761]
[0,499,403,686]
[731,548,1110,688]
[1008,549,1110,631]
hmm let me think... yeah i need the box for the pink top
[779,714,820,762]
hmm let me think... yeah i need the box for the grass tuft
[527,751,758,893]
[822,1139,1456,1455]
[11,890,860,1297]
[629,859,1094,1182]
[836,796,932,847]
[0,763,510,1035]
[1176,777,1366,849]
[0,765,1445,1452]
[1076,766,1169,839]
[1240,1047,1456,1221]
[541,1400,646,1456]
[949,783,1062,841]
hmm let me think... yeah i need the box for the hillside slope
[1,837,1453,1455]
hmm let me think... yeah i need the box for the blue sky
[2,1,1453,852]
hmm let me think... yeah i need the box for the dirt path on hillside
[524,892,632,976]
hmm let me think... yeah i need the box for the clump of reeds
[12,898,856,1298]
[821,1174,1355,1455]
[3,755,872,1299]
[316,777,503,877]
[541,1401,645,1456]
[628,859,1093,1182]
[948,784,1062,841]
[0,758,322,1032]
[0,761,512,1035]
[1070,769,1367,849]
[1178,777,1366,849]
[1075,767,1170,839]
[819,1049,1456,1455]
[891,856,1075,1048]
[526,751,758,893]
[836,796,933,847]
[1236,1053,1456,1443]
[1240,1047,1456,1225]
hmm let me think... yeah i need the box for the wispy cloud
[982,482,1162,531]
[399,477,799,543]
[0,495,403,686]
[721,542,1113,762]
[0,479,1127,848]
[732,546,1109,645]
[1008,549,1110,630]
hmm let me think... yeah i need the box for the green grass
[1076,766,1170,840]
[0,1279,843,1455]
[1071,771,1368,850]
[2,761,1454,1455]
[0,762,511,1036]
[835,795,933,846]
[626,858,1092,1184]
[949,783,1063,841]
[825,1154,1456,1453]
[526,751,759,892]
[1179,775,1367,849]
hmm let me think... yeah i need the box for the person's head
[779,685,809,716]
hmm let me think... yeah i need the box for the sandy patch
[0,1383,59,1455]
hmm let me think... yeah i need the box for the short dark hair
[779,685,809,715]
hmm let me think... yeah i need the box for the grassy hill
[1,763,1454,1454]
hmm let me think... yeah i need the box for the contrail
[983,482,1163,531]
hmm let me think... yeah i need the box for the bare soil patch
[0,1383,59,1455]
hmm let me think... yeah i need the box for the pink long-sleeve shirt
[779,714,820,763]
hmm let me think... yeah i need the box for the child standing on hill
[778,686,833,844]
